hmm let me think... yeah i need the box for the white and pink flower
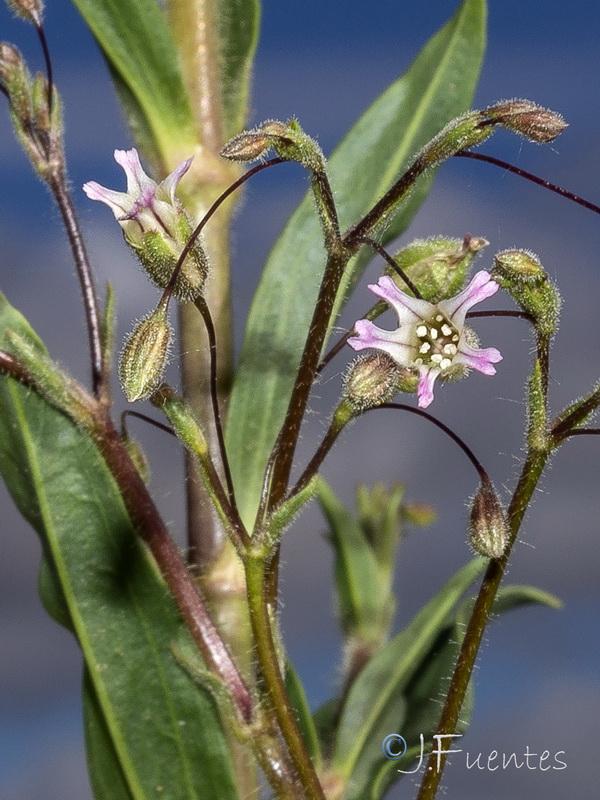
[348,271,502,408]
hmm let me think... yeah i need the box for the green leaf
[0,294,238,800]
[317,480,387,639]
[368,582,560,800]
[367,623,470,800]
[226,0,487,526]
[492,584,563,614]
[216,0,261,139]
[70,0,196,159]
[285,660,323,769]
[330,558,486,790]
[83,671,135,800]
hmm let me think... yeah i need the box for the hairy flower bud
[6,0,44,25]
[0,43,32,122]
[485,99,568,143]
[468,480,509,559]
[342,352,403,414]
[220,120,292,162]
[492,249,560,336]
[221,118,324,172]
[119,300,172,402]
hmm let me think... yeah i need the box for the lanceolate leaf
[330,558,487,783]
[226,0,487,526]
[0,294,237,800]
[215,0,261,140]
[317,479,387,638]
[70,0,197,160]
[365,582,561,800]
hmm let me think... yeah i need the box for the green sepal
[389,234,488,302]
[492,249,561,337]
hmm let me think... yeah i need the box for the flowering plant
[0,1,597,799]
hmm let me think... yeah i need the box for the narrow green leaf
[70,0,196,158]
[0,294,238,800]
[285,660,323,769]
[369,582,560,799]
[216,0,261,139]
[83,671,135,800]
[317,480,385,638]
[492,584,563,614]
[226,0,487,526]
[367,623,469,800]
[331,558,486,780]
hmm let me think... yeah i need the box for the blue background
[1,1,600,798]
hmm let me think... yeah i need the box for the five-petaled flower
[83,149,208,300]
[348,270,502,408]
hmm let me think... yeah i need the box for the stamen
[416,324,428,337]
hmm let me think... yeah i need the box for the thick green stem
[245,554,327,800]
[165,3,254,796]
[415,447,549,800]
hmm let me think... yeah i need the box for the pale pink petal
[455,341,503,375]
[159,157,194,204]
[369,276,434,325]
[417,367,440,408]
[438,270,499,327]
[82,181,131,217]
[348,319,415,364]
[113,148,157,206]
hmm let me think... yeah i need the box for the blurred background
[1,0,600,797]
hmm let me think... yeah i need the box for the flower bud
[0,43,32,123]
[119,300,172,402]
[121,434,151,483]
[221,118,324,172]
[492,249,560,336]
[220,120,292,162]
[485,99,568,143]
[6,0,44,26]
[468,480,509,559]
[389,233,488,302]
[342,352,403,414]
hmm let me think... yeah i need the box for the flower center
[413,312,460,371]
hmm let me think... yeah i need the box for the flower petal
[438,270,499,327]
[369,276,434,326]
[455,340,503,375]
[114,148,156,201]
[348,319,415,364]
[417,366,440,408]
[82,181,131,217]
[159,157,194,204]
